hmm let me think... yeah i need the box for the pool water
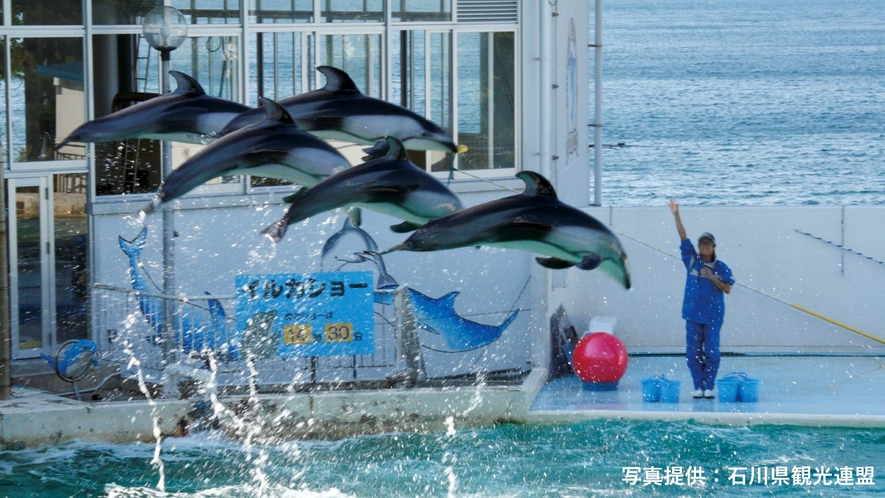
[2,419,883,497]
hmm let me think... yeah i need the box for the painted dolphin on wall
[119,227,233,355]
[319,218,517,352]
[374,171,632,289]
[262,136,463,241]
[56,71,251,149]
[222,66,468,154]
[142,97,351,214]
[375,289,519,352]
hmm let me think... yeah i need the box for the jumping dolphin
[262,136,463,241]
[56,71,250,149]
[374,171,632,289]
[142,97,351,214]
[222,66,468,154]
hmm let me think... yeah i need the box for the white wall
[550,205,885,353]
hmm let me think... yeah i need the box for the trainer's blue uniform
[680,239,734,391]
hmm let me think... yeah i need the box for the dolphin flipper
[390,221,423,233]
[535,257,576,269]
[577,254,603,270]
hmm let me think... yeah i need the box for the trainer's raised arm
[669,198,688,241]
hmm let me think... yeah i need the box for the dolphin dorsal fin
[317,66,361,94]
[516,171,558,198]
[439,291,461,309]
[258,97,296,125]
[383,136,409,161]
[170,71,205,96]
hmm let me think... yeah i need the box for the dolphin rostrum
[262,136,463,241]
[223,66,468,154]
[142,97,351,214]
[374,171,632,289]
[56,71,251,149]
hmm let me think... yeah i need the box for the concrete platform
[529,355,885,427]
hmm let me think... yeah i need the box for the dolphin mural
[222,66,468,154]
[56,71,250,148]
[321,217,399,290]
[119,227,233,355]
[142,97,351,214]
[320,218,518,353]
[375,289,519,352]
[373,171,632,289]
[262,136,463,241]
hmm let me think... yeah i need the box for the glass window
[11,0,81,25]
[54,173,89,342]
[322,0,384,23]
[319,34,382,97]
[428,31,453,172]
[92,0,154,25]
[252,31,310,102]
[0,38,6,168]
[173,0,241,24]
[392,0,451,22]
[9,37,85,164]
[457,31,515,171]
[250,0,314,23]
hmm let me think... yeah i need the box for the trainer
[669,199,735,399]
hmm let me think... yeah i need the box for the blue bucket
[641,377,661,402]
[738,378,760,402]
[659,379,681,403]
[717,376,741,402]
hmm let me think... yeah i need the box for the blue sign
[235,271,374,358]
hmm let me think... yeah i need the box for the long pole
[0,160,9,400]
[160,50,176,367]
[592,0,603,206]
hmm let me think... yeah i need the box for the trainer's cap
[698,232,716,244]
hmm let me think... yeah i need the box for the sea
[598,0,884,206]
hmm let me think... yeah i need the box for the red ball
[572,332,629,383]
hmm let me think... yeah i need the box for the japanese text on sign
[236,271,374,357]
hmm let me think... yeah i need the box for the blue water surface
[598,0,884,206]
[1,419,884,497]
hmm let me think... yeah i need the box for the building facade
[0,1,593,367]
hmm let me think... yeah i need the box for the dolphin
[373,289,518,352]
[321,217,400,290]
[142,97,351,214]
[374,171,632,289]
[222,66,468,154]
[262,136,463,241]
[56,71,251,149]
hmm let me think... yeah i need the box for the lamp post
[142,6,187,368]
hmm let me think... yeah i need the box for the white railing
[92,284,422,389]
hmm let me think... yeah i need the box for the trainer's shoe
[703,389,715,399]
[692,389,703,398]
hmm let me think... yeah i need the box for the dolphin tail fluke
[118,226,148,257]
[262,218,289,243]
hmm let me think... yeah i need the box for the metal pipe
[539,0,552,179]
[160,50,176,368]
[593,0,604,206]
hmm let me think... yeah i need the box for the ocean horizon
[598,0,883,207]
